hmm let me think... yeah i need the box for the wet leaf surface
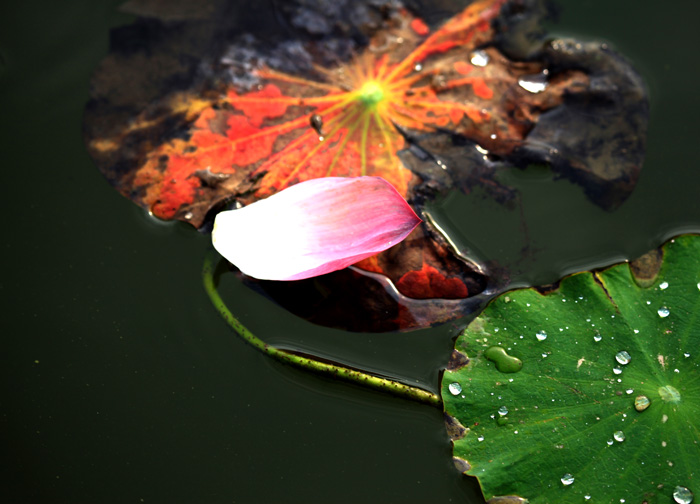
[442,235,700,503]
[84,0,649,330]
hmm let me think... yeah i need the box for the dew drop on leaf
[613,430,626,442]
[536,331,547,341]
[497,405,508,416]
[593,334,602,342]
[658,307,670,318]
[615,350,631,365]
[518,71,548,93]
[673,486,694,504]
[634,395,651,411]
[448,382,462,395]
[469,49,489,67]
[484,346,523,373]
[560,473,574,486]
[613,367,622,375]
[659,282,669,290]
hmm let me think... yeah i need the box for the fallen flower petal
[212,176,421,281]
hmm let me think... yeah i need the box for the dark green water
[2,1,699,503]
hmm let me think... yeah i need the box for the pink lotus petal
[212,176,421,281]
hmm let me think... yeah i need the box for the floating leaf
[90,0,574,225]
[84,0,648,330]
[443,235,700,502]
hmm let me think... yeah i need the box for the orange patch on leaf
[472,77,494,99]
[453,61,472,75]
[227,84,289,126]
[139,154,202,219]
[226,115,278,167]
[396,263,468,299]
[353,256,384,274]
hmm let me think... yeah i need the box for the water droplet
[613,367,622,375]
[633,329,639,334]
[659,385,681,403]
[310,114,324,134]
[497,405,508,416]
[561,473,575,486]
[469,50,489,67]
[585,495,591,501]
[673,486,694,504]
[593,334,602,342]
[613,431,625,442]
[536,331,547,341]
[659,281,669,290]
[685,352,691,358]
[615,350,631,365]
[518,71,548,93]
[634,395,651,411]
[697,282,700,291]
[414,63,423,72]
[484,346,523,373]
[658,307,670,318]
[448,382,462,395]
[477,435,484,442]
[626,389,634,394]
[183,211,193,220]
[606,439,614,446]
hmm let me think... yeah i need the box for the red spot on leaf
[410,18,430,36]
[396,263,469,299]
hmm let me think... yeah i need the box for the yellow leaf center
[358,80,385,108]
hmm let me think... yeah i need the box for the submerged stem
[202,251,441,407]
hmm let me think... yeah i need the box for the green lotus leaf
[443,235,700,503]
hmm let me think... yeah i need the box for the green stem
[202,251,441,407]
